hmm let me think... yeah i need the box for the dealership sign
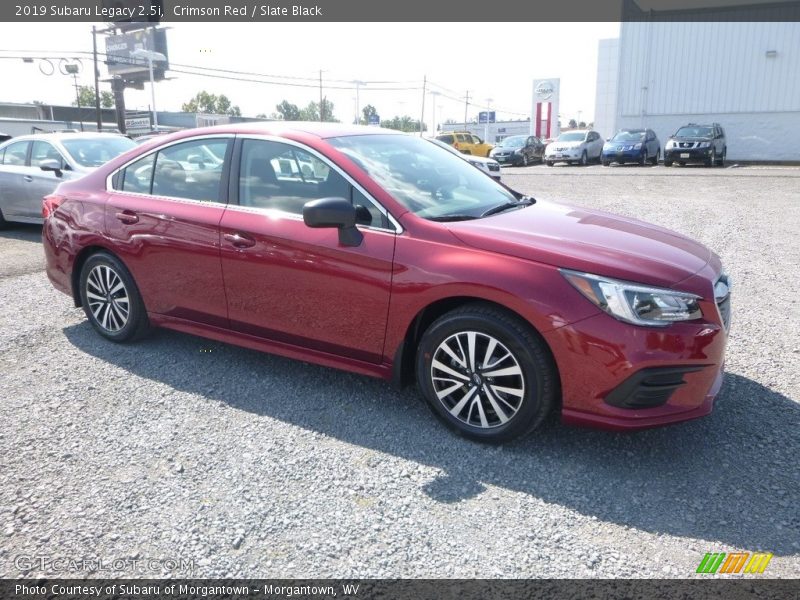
[124,117,151,132]
[105,28,169,80]
[535,80,556,100]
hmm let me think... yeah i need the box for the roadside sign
[124,117,151,132]
[478,111,496,124]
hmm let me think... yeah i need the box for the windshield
[61,137,137,168]
[675,126,713,138]
[556,132,587,142]
[328,134,517,220]
[498,136,526,148]
[611,131,645,142]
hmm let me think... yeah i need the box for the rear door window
[151,139,231,202]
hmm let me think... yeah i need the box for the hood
[445,200,711,288]
[465,155,495,165]
[491,144,523,154]
[550,140,585,149]
[670,135,712,142]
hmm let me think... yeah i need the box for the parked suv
[435,131,493,157]
[664,123,726,167]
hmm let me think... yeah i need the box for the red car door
[106,136,233,328]
[219,137,396,364]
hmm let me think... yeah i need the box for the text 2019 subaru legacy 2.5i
[42,123,731,442]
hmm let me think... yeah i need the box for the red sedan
[42,123,730,442]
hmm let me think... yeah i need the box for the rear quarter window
[437,135,454,144]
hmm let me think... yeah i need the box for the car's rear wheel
[79,252,150,343]
[415,304,556,443]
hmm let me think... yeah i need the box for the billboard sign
[368,114,380,126]
[105,27,169,80]
[478,111,496,124]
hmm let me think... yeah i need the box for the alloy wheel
[85,264,130,332]
[430,331,525,429]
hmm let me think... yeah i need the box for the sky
[0,22,620,128]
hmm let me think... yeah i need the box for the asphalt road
[0,165,798,578]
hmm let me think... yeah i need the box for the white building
[594,21,800,161]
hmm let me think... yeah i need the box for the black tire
[716,148,726,167]
[0,208,8,230]
[79,251,150,343]
[664,159,673,167]
[639,150,647,166]
[546,161,554,167]
[601,159,610,167]
[678,161,686,166]
[651,149,659,166]
[415,303,557,443]
[580,151,588,166]
[706,149,715,167]
[522,154,529,167]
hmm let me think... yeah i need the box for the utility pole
[352,80,365,124]
[463,90,470,130]
[92,26,102,131]
[65,64,84,132]
[419,75,426,137]
[430,91,439,135]
[319,69,324,121]
[484,97,492,143]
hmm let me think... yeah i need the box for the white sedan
[428,138,501,181]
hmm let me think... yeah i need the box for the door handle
[115,210,139,224]
[223,232,256,248]
[23,176,33,183]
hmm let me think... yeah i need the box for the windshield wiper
[427,214,479,222]
[480,197,534,218]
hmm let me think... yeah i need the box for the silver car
[0,132,136,226]
[544,130,604,166]
[428,138,502,181]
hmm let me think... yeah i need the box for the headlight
[634,143,642,149]
[698,142,711,148]
[561,269,703,327]
[666,140,676,149]
[468,160,482,167]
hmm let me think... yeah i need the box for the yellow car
[435,131,494,157]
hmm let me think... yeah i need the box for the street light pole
[131,44,166,133]
[64,63,84,132]
[484,98,492,142]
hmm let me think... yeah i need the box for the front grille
[715,273,732,330]
[488,164,500,171]
[679,142,695,148]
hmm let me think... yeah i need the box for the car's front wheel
[580,151,588,166]
[416,304,556,443]
[79,252,150,342]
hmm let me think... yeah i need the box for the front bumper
[602,149,642,162]
[491,152,522,165]
[665,147,713,163]
[542,301,728,431]
[545,151,582,162]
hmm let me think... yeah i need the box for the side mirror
[39,159,63,177]
[303,197,363,247]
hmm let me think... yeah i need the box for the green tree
[568,119,578,129]
[578,121,587,129]
[381,115,427,133]
[298,98,337,122]
[275,100,301,121]
[182,91,241,116]
[72,85,114,108]
[361,104,378,125]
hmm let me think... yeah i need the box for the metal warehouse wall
[614,21,800,161]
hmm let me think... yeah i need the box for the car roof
[2,132,128,143]
[175,121,406,141]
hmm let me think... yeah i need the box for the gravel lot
[0,165,798,579]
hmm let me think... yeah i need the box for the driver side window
[238,139,388,228]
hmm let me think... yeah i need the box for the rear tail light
[42,194,65,218]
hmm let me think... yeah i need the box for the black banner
[2,579,800,600]
[3,0,800,22]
